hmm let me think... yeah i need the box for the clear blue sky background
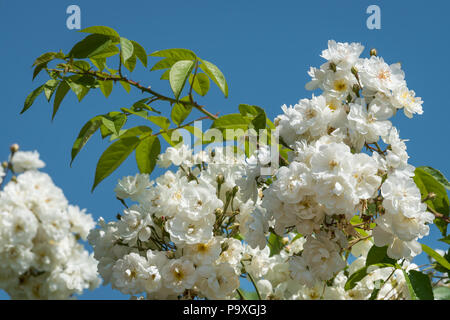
[0,0,448,299]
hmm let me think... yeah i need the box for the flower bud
[214,208,223,216]
[1,161,7,169]
[232,185,239,196]
[370,48,377,57]
[10,143,19,153]
[216,174,225,185]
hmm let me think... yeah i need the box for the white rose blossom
[0,148,100,299]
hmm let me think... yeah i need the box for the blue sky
[0,0,449,299]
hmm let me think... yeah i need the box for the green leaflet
[199,59,228,98]
[21,84,45,113]
[169,60,195,101]
[120,37,134,63]
[70,116,102,166]
[150,48,197,61]
[52,80,71,119]
[414,167,450,236]
[130,40,147,67]
[421,244,450,270]
[149,116,171,131]
[404,270,434,300]
[101,113,127,136]
[78,25,120,39]
[99,80,113,98]
[92,137,141,191]
[365,245,396,266]
[267,232,284,256]
[419,166,450,190]
[43,79,59,102]
[135,135,160,174]
[189,73,210,96]
[69,34,113,59]
[212,114,250,130]
[171,102,192,126]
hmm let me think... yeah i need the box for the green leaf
[52,80,71,119]
[66,77,90,102]
[90,57,106,71]
[121,107,148,120]
[160,130,178,146]
[150,48,196,61]
[89,44,119,59]
[43,79,59,102]
[419,166,450,190]
[402,269,417,300]
[211,114,250,130]
[117,126,152,139]
[32,63,48,80]
[101,114,127,135]
[130,40,147,67]
[92,137,141,191]
[199,59,228,98]
[120,81,131,93]
[21,85,45,113]
[421,244,450,269]
[72,60,91,72]
[189,73,210,96]
[69,34,113,59]
[267,232,283,256]
[366,245,397,266]
[239,104,265,118]
[171,103,192,126]
[150,58,178,71]
[169,60,195,101]
[99,80,113,98]
[120,37,134,63]
[71,116,102,165]
[100,124,112,139]
[407,270,434,300]
[345,263,395,291]
[32,51,64,80]
[135,135,160,174]
[148,116,170,131]
[414,167,450,236]
[123,53,137,72]
[78,25,120,39]
[433,286,450,300]
[32,52,57,67]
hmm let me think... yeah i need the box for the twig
[47,67,219,120]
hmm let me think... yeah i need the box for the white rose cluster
[89,146,268,299]
[0,148,101,299]
[264,40,431,286]
[88,41,436,300]
[244,234,416,300]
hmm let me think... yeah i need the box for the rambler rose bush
[23,26,449,300]
[0,145,101,299]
